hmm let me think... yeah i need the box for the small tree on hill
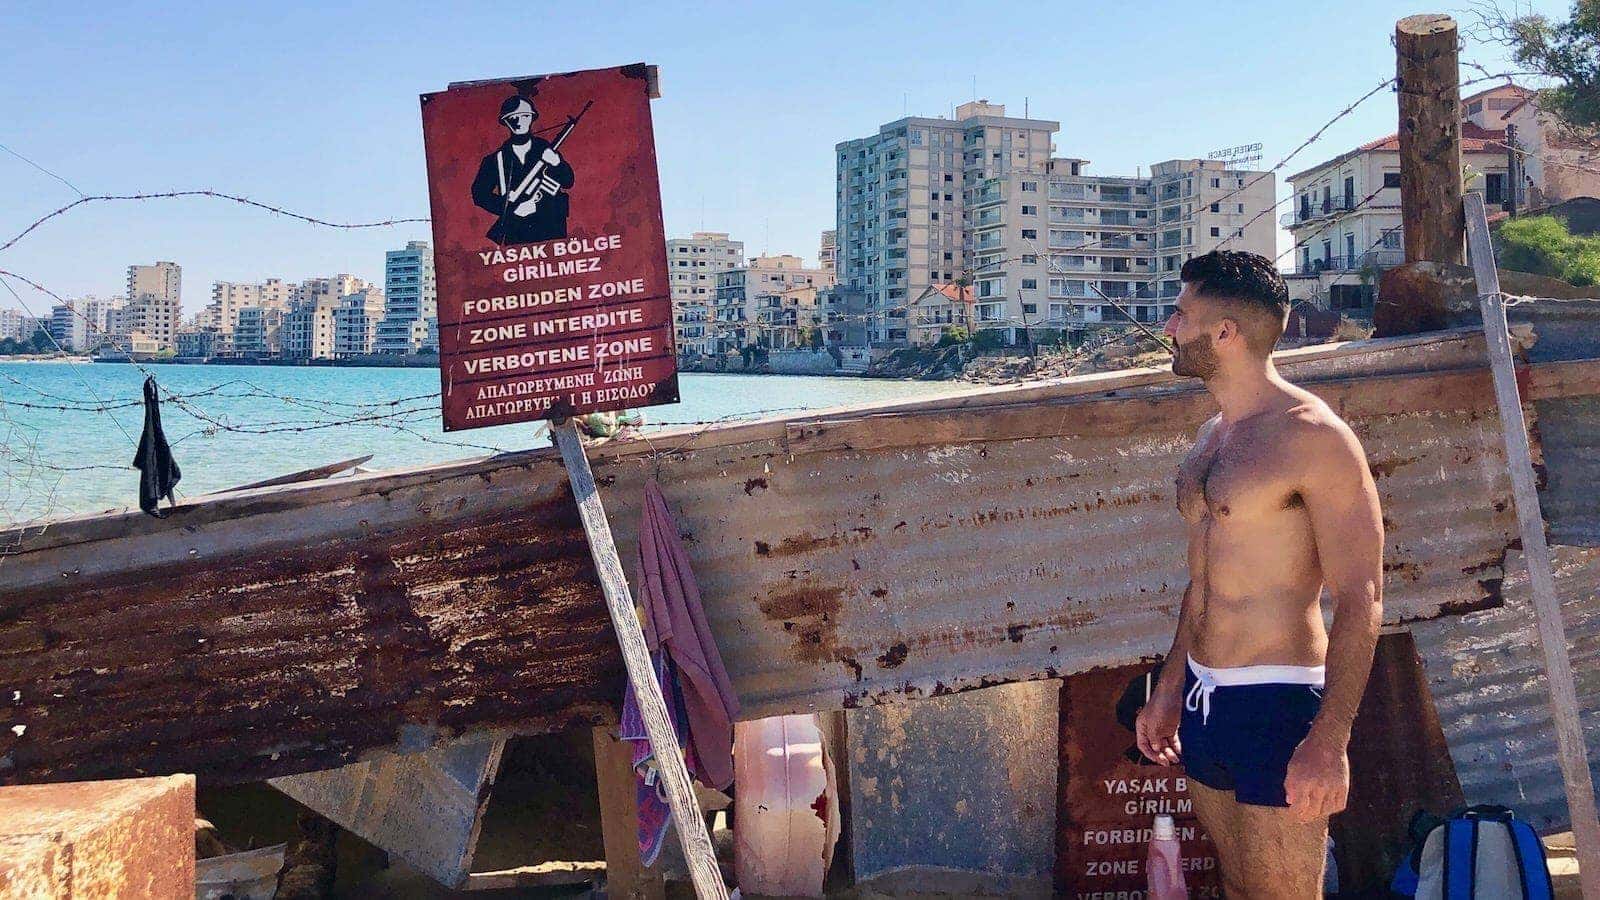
[1473,1,1600,138]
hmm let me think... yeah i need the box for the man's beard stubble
[1171,333,1221,380]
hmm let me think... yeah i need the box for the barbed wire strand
[0,190,429,256]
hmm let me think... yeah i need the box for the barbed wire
[0,190,428,256]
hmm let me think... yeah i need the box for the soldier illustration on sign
[470,95,581,245]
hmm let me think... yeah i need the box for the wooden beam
[592,725,664,900]
[1396,14,1464,266]
[1465,192,1600,895]
[553,422,726,900]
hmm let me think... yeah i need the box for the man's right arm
[1154,578,1198,699]
[1137,575,1200,765]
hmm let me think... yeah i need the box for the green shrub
[971,328,1008,351]
[937,326,970,346]
[1497,215,1600,286]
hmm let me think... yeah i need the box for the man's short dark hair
[1179,250,1288,354]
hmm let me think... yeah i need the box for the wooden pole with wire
[1396,14,1464,266]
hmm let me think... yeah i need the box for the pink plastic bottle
[1147,814,1188,899]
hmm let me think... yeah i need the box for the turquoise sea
[0,362,951,526]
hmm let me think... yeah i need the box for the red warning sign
[1057,663,1225,898]
[420,63,678,430]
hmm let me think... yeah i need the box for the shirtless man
[1134,250,1384,898]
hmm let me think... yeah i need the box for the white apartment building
[205,279,293,334]
[837,101,1058,345]
[293,274,368,311]
[127,261,181,306]
[712,254,834,353]
[756,284,825,349]
[1491,87,1600,209]
[118,297,182,351]
[282,299,339,360]
[1284,84,1533,309]
[176,330,227,358]
[669,232,744,356]
[233,307,284,357]
[47,303,87,351]
[121,262,183,351]
[376,241,438,354]
[282,276,370,360]
[818,230,836,274]
[334,287,387,358]
[0,309,42,342]
[948,157,1276,343]
[48,296,125,351]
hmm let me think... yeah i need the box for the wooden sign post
[1464,192,1600,895]
[420,63,717,895]
[554,422,728,900]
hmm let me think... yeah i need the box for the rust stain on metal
[743,477,768,495]
[876,643,910,669]
[0,486,623,786]
[1369,455,1423,478]
[759,583,844,663]
[764,527,875,558]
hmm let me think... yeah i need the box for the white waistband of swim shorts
[1187,655,1325,688]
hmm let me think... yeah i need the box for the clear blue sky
[0,0,1560,317]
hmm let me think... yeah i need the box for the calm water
[0,362,952,525]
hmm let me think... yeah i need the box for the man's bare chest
[1176,427,1303,523]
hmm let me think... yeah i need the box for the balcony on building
[1305,249,1406,274]
[1286,192,1357,227]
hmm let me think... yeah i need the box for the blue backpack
[1391,805,1554,899]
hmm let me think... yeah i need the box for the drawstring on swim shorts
[1186,668,1217,725]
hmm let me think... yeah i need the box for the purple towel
[619,479,741,863]
[620,653,691,866]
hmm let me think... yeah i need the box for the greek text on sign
[420,63,678,430]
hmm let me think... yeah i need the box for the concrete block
[0,774,195,899]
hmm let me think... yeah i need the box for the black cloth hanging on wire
[132,375,181,516]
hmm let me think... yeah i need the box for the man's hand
[1284,731,1349,822]
[542,148,562,167]
[1135,690,1183,765]
[512,198,539,217]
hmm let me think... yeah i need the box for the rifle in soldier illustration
[505,100,593,218]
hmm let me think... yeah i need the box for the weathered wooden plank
[786,365,1525,455]
[593,724,665,900]
[1466,191,1600,895]
[553,423,726,900]
[0,481,622,785]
